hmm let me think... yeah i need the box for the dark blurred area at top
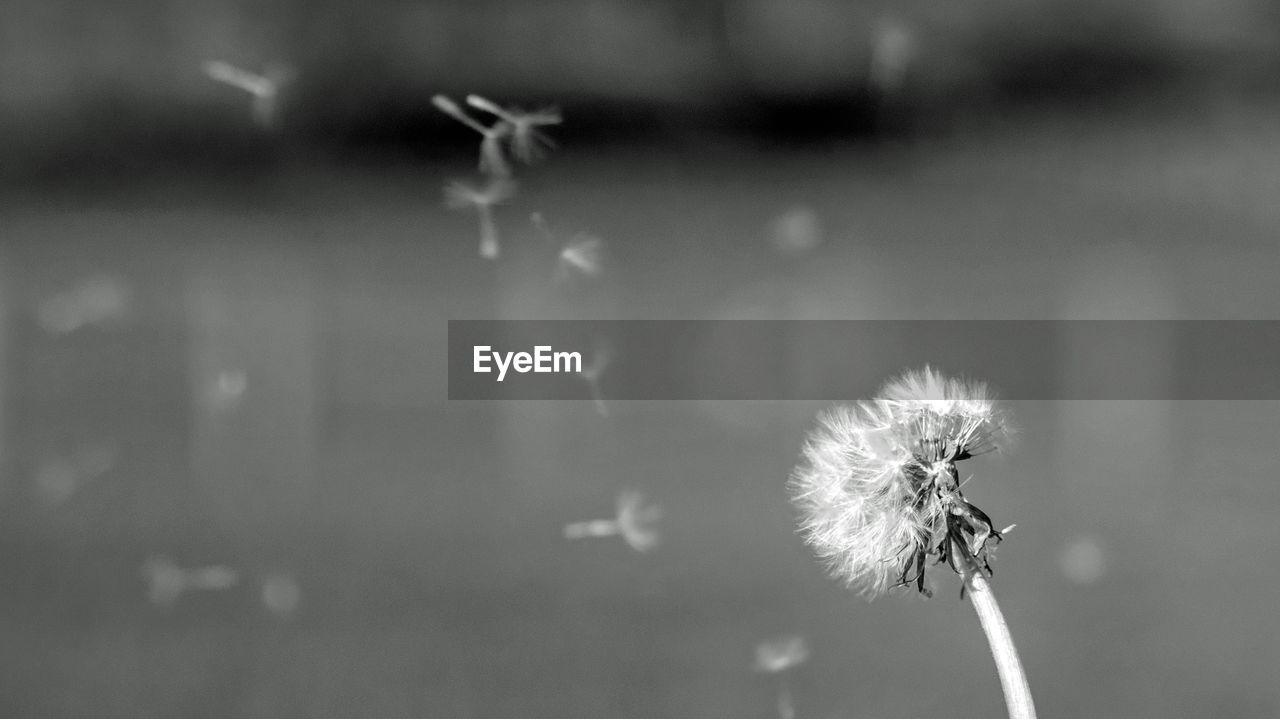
[2,0,1279,187]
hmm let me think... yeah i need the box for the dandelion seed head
[789,367,1009,597]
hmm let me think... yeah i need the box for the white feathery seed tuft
[789,367,1008,597]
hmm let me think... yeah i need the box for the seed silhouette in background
[789,367,1037,719]
[868,18,917,99]
[32,442,118,506]
[557,234,604,281]
[37,274,131,335]
[141,555,239,607]
[555,232,605,283]
[202,369,249,412]
[563,490,662,553]
[445,176,517,260]
[203,60,295,129]
[432,94,514,177]
[768,205,823,257]
[1059,535,1108,585]
[578,338,613,416]
[754,635,810,719]
[532,212,606,283]
[466,94,562,164]
[261,572,302,618]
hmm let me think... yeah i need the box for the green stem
[959,545,1037,719]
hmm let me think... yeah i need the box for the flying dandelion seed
[755,635,809,719]
[754,635,810,674]
[563,490,662,553]
[790,367,1038,719]
[432,94,514,176]
[578,339,613,416]
[203,60,295,129]
[466,94,562,164]
[445,176,517,260]
[141,555,239,607]
[557,234,605,281]
[530,213,605,282]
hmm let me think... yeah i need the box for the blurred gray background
[2,1,1280,718]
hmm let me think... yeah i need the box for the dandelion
[203,60,294,129]
[755,635,810,719]
[563,490,662,552]
[141,555,239,607]
[432,94,513,177]
[445,176,517,260]
[466,94,562,164]
[789,366,1036,719]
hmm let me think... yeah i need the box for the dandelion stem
[958,545,1037,719]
